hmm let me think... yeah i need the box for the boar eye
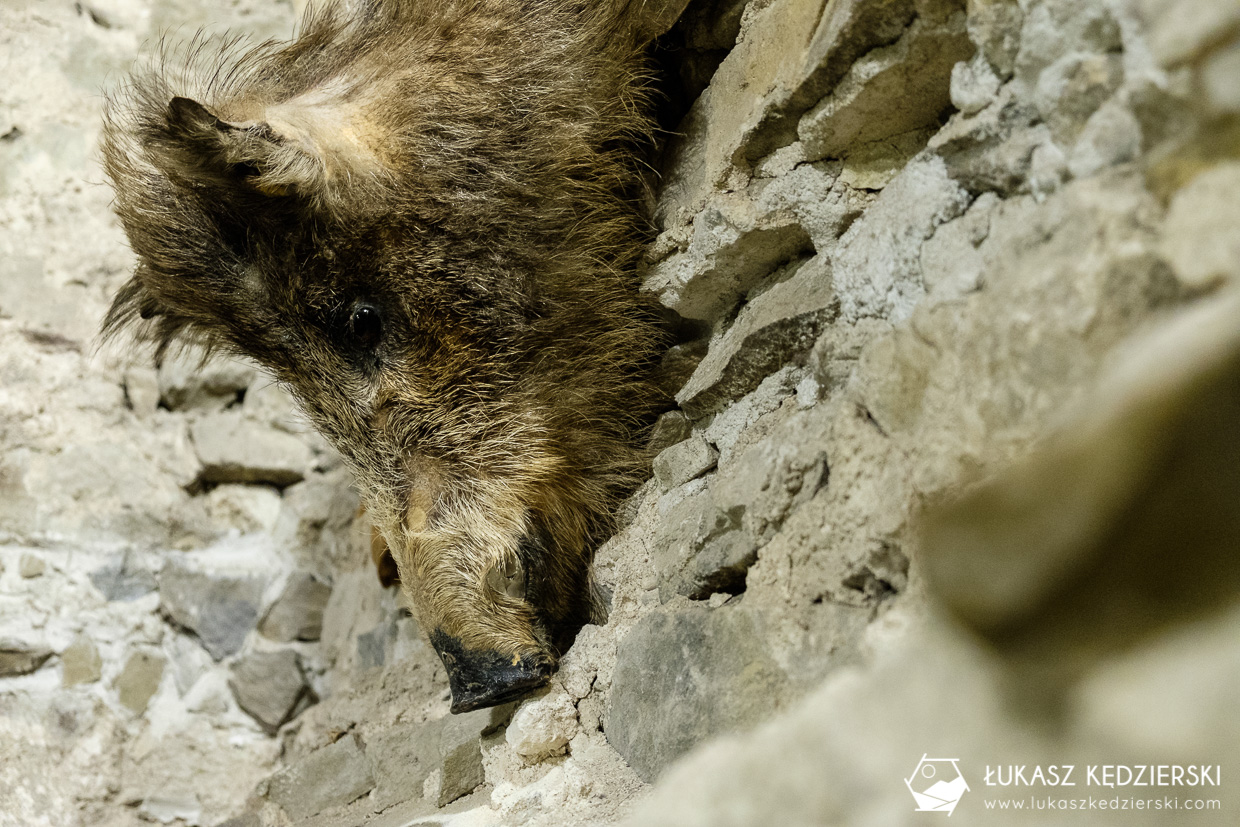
[349,303,383,350]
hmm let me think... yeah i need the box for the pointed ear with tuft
[154,96,321,199]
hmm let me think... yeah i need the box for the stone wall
[2,0,1239,825]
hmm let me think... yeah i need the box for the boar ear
[159,96,322,198]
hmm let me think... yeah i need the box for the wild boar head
[102,1,664,712]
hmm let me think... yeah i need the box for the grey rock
[798,7,972,160]
[165,632,213,696]
[677,257,837,418]
[506,689,578,759]
[607,603,787,782]
[832,156,970,322]
[271,469,361,571]
[919,192,997,301]
[653,434,719,491]
[1028,139,1069,200]
[702,366,806,463]
[1202,41,1240,113]
[116,651,165,714]
[647,411,693,453]
[203,484,283,534]
[356,620,395,670]
[229,650,311,734]
[439,707,499,806]
[0,640,53,677]
[159,565,265,661]
[758,159,875,250]
[18,552,44,578]
[61,636,102,687]
[712,403,833,545]
[366,717,445,810]
[265,733,374,820]
[656,0,919,225]
[644,195,812,323]
[258,573,332,642]
[662,528,758,601]
[950,54,1001,116]
[90,559,158,602]
[214,815,261,827]
[1014,0,1121,88]
[929,87,1043,194]
[190,412,311,487]
[652,488,738,599]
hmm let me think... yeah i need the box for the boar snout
[431,629,554,714]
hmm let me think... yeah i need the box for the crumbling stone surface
[4,0,1240,825]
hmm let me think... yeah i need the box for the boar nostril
[430,630,553,714]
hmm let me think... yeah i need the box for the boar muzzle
[431,630,554,714]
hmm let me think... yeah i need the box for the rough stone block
[1137,0,1240,68]
[606,604,787,782]
[677,256,837,418]
[832,156,970,322]
[798,7,972,160]
[653,434,719,491]
[203,484,283,534]
[258,572,332,642]
[929,85,1042,194]
[90,558,157,602]
[967,0,1023,78]
[647,411,693,453]
[661,528,758,601]
[265,733,375,820]
[506,689,579,759]
[18,552,44,578]
[116,651,165,714]
[190,412,311,487]
[229,650,311,734]
[159,565,265,661]
[438,707,500,806]
[61,635,102,686]
[366,717,445,810]
[1067,99,1141,179]
[644,195,812,323]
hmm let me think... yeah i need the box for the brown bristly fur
[102,0,667,665]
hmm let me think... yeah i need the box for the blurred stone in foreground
[921,292,1240,684]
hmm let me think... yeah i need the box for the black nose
[430,630,554,714]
